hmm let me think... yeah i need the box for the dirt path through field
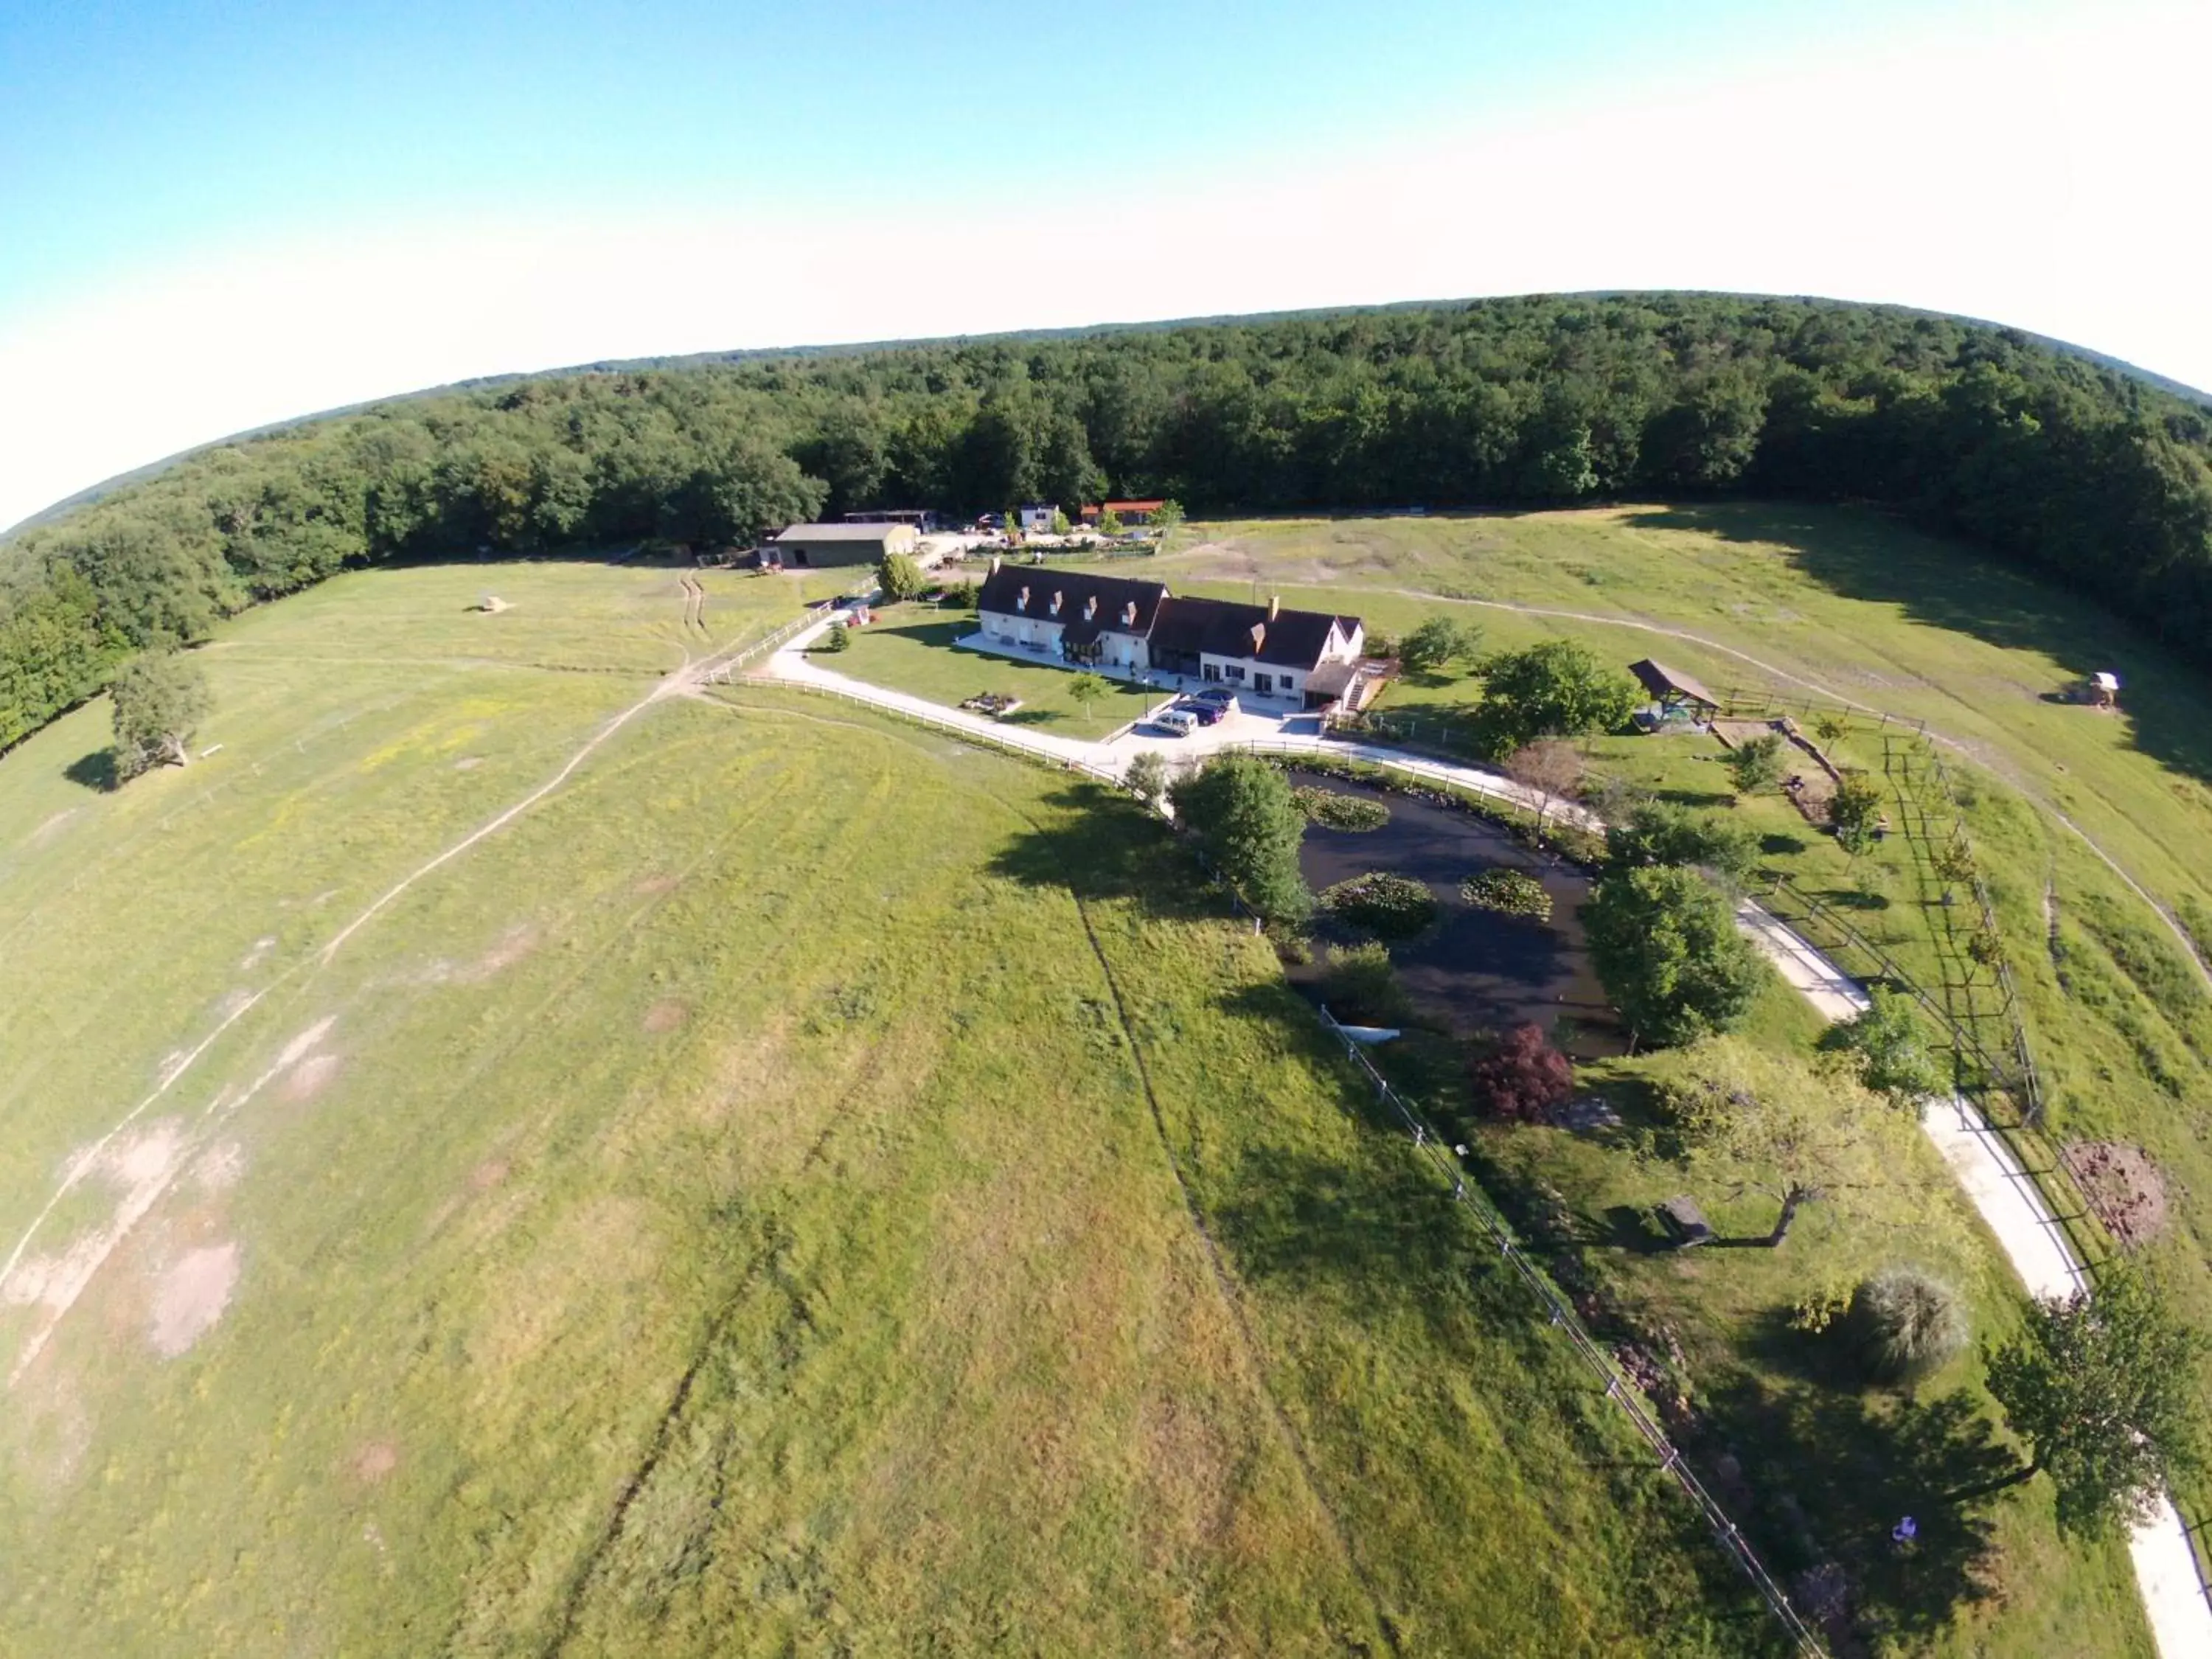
[1,611,795,1385]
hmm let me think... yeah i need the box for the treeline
[7,293,2212,748]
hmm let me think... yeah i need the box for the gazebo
[1627,658,1721,718]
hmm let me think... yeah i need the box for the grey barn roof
[773,522,911,542]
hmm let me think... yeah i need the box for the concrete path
[1737,876,2209,1657]
[756,629,2212,1655]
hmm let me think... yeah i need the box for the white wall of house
[981,609,1062,653]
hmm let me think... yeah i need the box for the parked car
[1154,709,1198,737]
[1178,700,1224,726]
[1194,687,1239,714]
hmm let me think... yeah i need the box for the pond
[1290,772,1626,1058]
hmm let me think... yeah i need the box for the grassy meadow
[1149,506,2212,1557]
[827,607,1164,734]
[0,558,1778,1655]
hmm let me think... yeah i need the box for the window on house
[1225,666,1245,682]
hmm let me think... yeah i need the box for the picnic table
[1655,1195,1715,1249]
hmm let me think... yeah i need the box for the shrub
[1844,1267,1969,1385]
[1124,750,1171,807]
[1831,770,1887,853]
[1293,786,1390,831]
[1818,986,1947,1107]
[1605,801,1759,886]
[1321,941,1413,1027]
[1469,1023,1575,1121]
[1725,733,1786,796]
[1461,869,1553,921]
[1321,872,1438,939]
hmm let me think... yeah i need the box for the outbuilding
[765,521,919,568]
[1627,658,1722,719]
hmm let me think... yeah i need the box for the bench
[1655,1196,1715,1250]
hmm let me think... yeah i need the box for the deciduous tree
[1985,1270,2208,1535]
[1819,987,1948,1107]
[1503,738,1584,834]
[1830,771,1887,854]
[1471,641,1638,757]
[878,550,925,601]
[111,646,210,778]
[1398,616,1481,675]
[1668,1037,1939,1247]
[1584,865,1765,1047]
[1066,671,1112,723]
[1170,754,1311,928]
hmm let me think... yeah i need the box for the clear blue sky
[2,0,2203,530]
[0,0,1938,316]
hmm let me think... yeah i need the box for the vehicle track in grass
[1,613,800,1385]
[1057,867,1401,1657]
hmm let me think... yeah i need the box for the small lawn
[827,609,1164,736]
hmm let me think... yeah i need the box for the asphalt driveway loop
[1289,772,1623,1054]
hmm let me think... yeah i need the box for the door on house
[1254,673,1273,695]
[1202,663,1220,682]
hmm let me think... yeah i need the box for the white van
[1155,709,1198,737]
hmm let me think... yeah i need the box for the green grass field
[3,517,2199,1655]
[0,559,1798,1655]
[827,608,1164,734]
[1152,506,2212,1564]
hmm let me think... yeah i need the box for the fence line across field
[1310,1000,1828,1656]
[733,658,2212,1633]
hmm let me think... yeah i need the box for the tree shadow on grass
[1657,787,1736,810]
[63,749,119,792]
[1696,1371,2016,1646]
[1623,503,2212,790]
[984,783,1220,922]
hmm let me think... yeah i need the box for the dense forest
[6,293,2212,750]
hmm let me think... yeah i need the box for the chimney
[989,554,1001,575]
[1122,601,1137,626]
[1267,594,1281,620]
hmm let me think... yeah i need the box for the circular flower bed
[1320,872,1438,939]
[1293,786,1391,832]
[1460,868,1553,922]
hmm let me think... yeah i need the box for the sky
[1,0,2208,532]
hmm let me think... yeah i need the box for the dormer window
[1122,602,1137,626]
[1049,591,1064,616]
[1084,597,1098,621]
[1017,585,1030,611]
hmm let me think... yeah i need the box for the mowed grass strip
[0,570,1761,1655]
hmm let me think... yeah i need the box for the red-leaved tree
[1470,1023,1575,1121]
